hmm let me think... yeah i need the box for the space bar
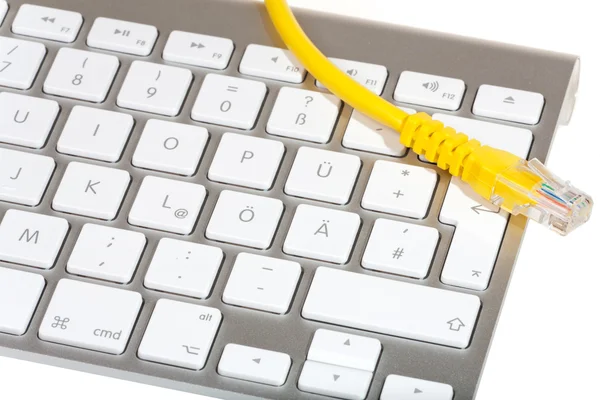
[302,268,481,349]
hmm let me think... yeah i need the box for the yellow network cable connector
[264,0,593,235]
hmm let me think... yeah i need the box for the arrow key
[12,4,82,43]
[217,344,291,387]
[381,375,453,400]
[240,44,307,83]
[299,360,372,400]
[163,30,234,70]
[307,329,381,372]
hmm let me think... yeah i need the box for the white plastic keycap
[473,84,545,124]
[435,114,532,291]
[0,37,46,89]
[285,146,361,204]
[307,329,381,372]
[362,160,438,219]
[222,252,301,314]
[316,57,388,95]
[144,238,223,299]
[0,267,45,335]
[0,148,55,206]
[117,61,192,116]
[362,219,439,279]
[133,119,209,176]
[240,44,307,83]
[380,375,454,400]
[192,74,267,129]
[0,1,7,26]
[298,360,372,400]
[12,4,83,43]
[58,106,134,162]
[208,132,285,190]
[343,107,415,157]
[39,279,142,355]
[163,30,234,70]
[218,344,292,386]
[267,87,341,143]
[128,176,206,235]
[0,209,68,269]
[52,162,131,220]
[206,190,283,249]
[284,204,360,264]
[394,71,465,110]
[303,267,480,349]
[44,48,119,102]
[67,224,146,284]
[0,92,59,148]
[138,299,221,370]
[87,17,158,56]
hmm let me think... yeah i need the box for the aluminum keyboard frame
[0,0,580,399]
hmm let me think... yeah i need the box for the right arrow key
[380,375,454,400]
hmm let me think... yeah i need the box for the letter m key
[19,228,40,244]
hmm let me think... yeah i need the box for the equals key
[87,17,158,56]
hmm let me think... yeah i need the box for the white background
[1,0,599,399]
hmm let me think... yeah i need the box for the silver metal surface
[0,0,579,399]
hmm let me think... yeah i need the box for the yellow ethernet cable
[264,0,593,235]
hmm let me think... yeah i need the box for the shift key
[39,279,143,354]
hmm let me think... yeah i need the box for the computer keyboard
[0,0,580,399]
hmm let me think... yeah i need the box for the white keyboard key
[218,344,292,386]
[0,267,45,335]
[434,114,532,291]
[284,204,360,264]
[163,30,234,70]
[0,37,46,89]
[0,209,68,269]
[144,238,223,299]
[473,84,545,124]
[128,176,206,235]
[87,17,157,56]
[285,147,361,204]
[362,161,437,219]
[303,267,480,348]
[138,299,221,370]
[12,4,82,43]
[267,87,341,143]
[394,71,465,110]
[222,253,301,314]
[0,148,55,206]
[208,132,284,190]
[343,108,415,157]
[67,224,146,284]
[57,106,134,162]
[299,360,372,400]
[191,74,266,130]
[0,1,7,25]
[316,57,388,95]
[117,61,192,116]
[0,92,59,148]
[307,329,381,373]
[240,44,306,83]
[44,48,119,102]
[132,119,209,176]
[53,162,130,220]
[39,279,142,354]
[206,190,283,249]
[380,375,454,400]
[362,219,439,279]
